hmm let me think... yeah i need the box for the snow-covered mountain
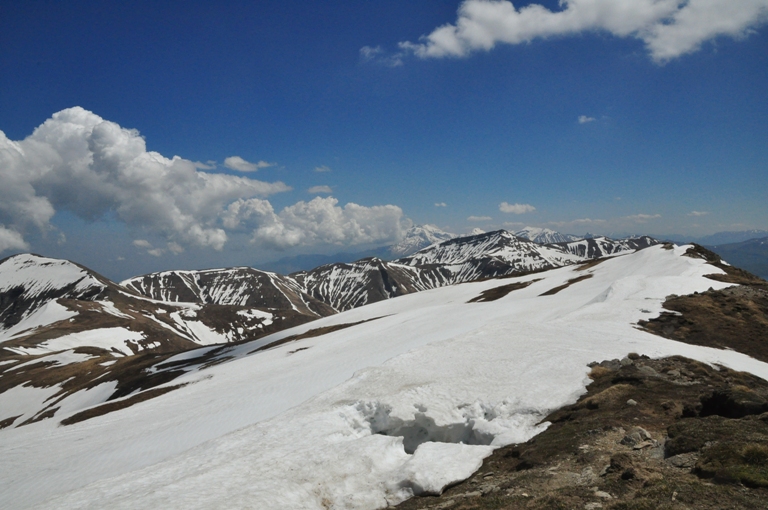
[387,224,457,258]
[514,226,581,244]
[291,258,433,312]
[291,230,587,312]
[0,254,329,427]
[2,244,766,509]
[400,229,583,272]
[556,235,658,258]
[121,267,334,317]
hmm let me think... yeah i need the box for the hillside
[707,236,768,280]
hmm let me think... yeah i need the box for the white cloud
[499,202,536,214]
[224,156,275,172]
[360,45,405,67]
[0,225,28,252]
[193,160,217,170]
[167,242,184,254]
[578,115,596,124]
[399,0,768,63]
[688,210,709,216]
[434,202,447,207]
[625,213,662,223]
[308,185,333,194]
[0,107,291,251]
[467,215,493,221]
[314,165,332,173]
[223,196,410,249]
[0,107,414,253]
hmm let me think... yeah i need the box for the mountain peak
[388,224,457,257]
[514,226,581,244]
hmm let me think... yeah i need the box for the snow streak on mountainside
[0,253,109,331]
[401,230,583,271]
[121,267,334,317]
[291,257,446,312]
[292,230,585,312]
[2,245,767,510]
[514,226,581,244]
[387,224,457,257]
[556,235,658,259]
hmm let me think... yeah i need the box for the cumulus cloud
[467,215,493,221]
[0,107,290,251]
[223,156,275,172]
[688,210,709,216]
[499,202,536,214]
[435,202,447,207]
[0,107,412,253]
[578,115,596,124]
[0,226,28,252]
[223,196,409,249]
[314,165,332,173]
[308,185,333,194]
[398,0,768,63]
[625,213,662,223]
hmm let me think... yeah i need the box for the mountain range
[259,224,591,274]
[0,229,658,428]
[0,236,768,509]
[5,228,768,508]
[707,236,768,279]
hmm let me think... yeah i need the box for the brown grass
[467,280,538,303]
[539,274,593,296]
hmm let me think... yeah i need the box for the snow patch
[10,327,145,356]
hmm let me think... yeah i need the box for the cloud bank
[398,0,768,62]
[222,197,409,249]
[0,107,408,253]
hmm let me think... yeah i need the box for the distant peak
[388,224,457,257]
[514,227,581,244]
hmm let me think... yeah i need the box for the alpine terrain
[1,232,767,509]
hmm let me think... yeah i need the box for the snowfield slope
[2,245,768,509]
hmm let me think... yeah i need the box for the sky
[1,0,767,280]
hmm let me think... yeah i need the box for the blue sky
[1,0,767,279]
